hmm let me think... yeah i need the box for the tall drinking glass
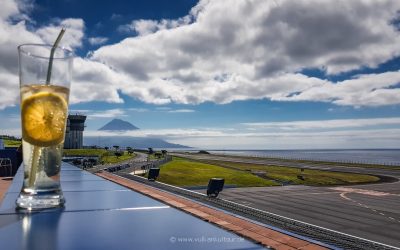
[16,44,73,210]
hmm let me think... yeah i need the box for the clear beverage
[16,84,69,209]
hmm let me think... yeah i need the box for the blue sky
[1,0,400,149]
[28,0,198,56]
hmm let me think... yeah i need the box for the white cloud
[36,18,84,49]
[4,112,399,148]
[0,0,19,20]
[0,1,85,110]
[90,0,400,107]
[71,58,124,104]
[86,108,127,118]
[167,109,195,113]
[128,108,149,112]
[70,108,127,119]
[71,107,194,116]
[88,36,108,45]
[81,117,400,149]
[277,71,400,107]
[242,117,400,130]
[84,128,226,138]
[1,0,400,110]
[0,71,19,109]
[82,126,400,149]
[171,129,400,149]
[118,15,192,35]
[118,19,158,35]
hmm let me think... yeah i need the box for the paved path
[87,152,149,173]
[172,153,400,248]
[0,178,12,204]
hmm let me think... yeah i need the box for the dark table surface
[0,163,265,250]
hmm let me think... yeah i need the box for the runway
[219,183,400,247]
[173,153,400,248]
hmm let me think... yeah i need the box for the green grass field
[200,159,380,186]
[156,157,380,187]
[157,158,277,187]
[101,151,135,164]
[63,148,107,157]
[3,139,21,147]
[63,149,136,164]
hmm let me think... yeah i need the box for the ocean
[206,149,400,166]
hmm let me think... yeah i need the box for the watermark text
[169,236,244,244]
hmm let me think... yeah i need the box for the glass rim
[18,43,74,60]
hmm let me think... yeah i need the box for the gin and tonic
[16,43,72,210]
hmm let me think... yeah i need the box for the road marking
[227,191,339,197]
[340,192,352,201]
[339,192,399,224]
[331,187,396,197]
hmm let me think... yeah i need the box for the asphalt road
[172,153,400,248]
[87,152,148,173]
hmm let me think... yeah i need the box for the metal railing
[206,151,400,167]
[0,158,12,176]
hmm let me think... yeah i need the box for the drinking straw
[45,28,66,85]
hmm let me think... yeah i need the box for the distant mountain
[84,136,190,149]
[98,119,139,131]
[94,119,190,148]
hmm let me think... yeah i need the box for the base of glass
[16,192,65,210]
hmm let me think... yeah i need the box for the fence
[105,155,172,174]
[0,148,21,176]
[211,152,400,166]
[0,158,12,176]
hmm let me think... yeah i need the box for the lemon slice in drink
[22,91,67,147]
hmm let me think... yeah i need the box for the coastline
[195,149,400,166]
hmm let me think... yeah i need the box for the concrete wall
[64,130,83,149]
